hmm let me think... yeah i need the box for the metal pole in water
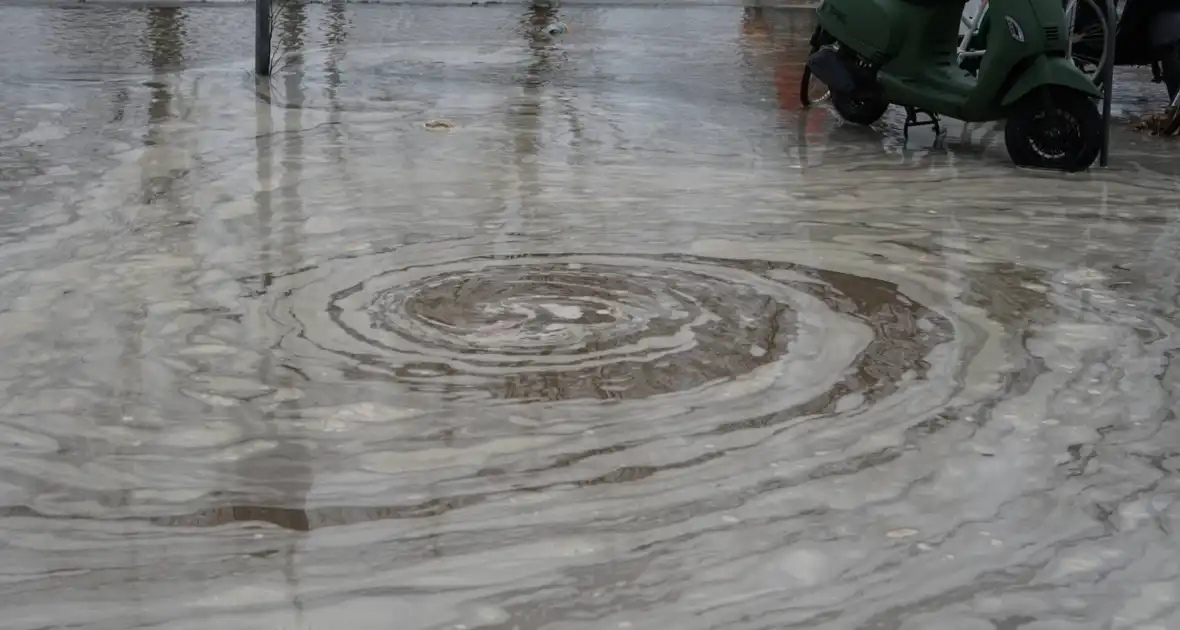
[256,0,272,76]
[1099,0,1115,166]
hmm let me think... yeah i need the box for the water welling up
[1,3,1179,629]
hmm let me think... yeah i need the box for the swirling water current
[1,3,1179,629]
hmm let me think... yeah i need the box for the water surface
[1,3,1179,630]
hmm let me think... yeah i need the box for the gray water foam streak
[2,4,1180,630]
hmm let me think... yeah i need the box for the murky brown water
[2,3,1180,629]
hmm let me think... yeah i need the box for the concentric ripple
[261,245,956,408]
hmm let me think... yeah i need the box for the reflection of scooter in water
[741,7,830,165]
[743,7,829,113]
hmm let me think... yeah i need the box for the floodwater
[2,2,1179,629]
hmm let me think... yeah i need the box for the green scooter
[806,0,1103,171]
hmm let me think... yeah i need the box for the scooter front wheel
[1163,95,1180,136]
[1159,44,1180,135]
[831,92,889,126]
[1004,88,1102,172]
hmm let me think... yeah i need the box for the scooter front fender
[1000,55,1102,108]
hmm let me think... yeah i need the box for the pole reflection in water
[512,2,557,212]
[506,3,566,403]
[158,2,315,622]
[322,1,361,217]
[247,0,313,619]
[115,8,191,625]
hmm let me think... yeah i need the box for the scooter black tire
[1159,44,1180,135]
[1162,45,1180,102]
[1005,88,1102,172]
[831,92,889,126]
[1163,108,1180,136]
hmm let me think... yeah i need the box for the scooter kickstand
[903,107,942,140]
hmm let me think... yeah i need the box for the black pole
[1099,0,1115,166]
[256,0,272,76]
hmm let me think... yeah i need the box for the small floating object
[542,21,568,37]
[423,119,456,132]
[1132,108,1179,136]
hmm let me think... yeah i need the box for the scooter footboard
[1000,55,1102,108]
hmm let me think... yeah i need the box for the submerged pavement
[1,3,1179,629]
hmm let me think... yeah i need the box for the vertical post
[256,0,272,76]
[1098,0,1115,166]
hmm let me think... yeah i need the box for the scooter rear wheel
[1064,0,1110,86]
[1004,88,1102,172]
[831,92,890,126]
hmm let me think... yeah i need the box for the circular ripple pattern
[268,248,956,406]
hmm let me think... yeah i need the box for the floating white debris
[543,303,583,320]
[423,119,456,131]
